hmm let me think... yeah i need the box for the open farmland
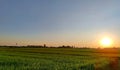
[0,47,120,70]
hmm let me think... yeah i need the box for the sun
[100,37,112,47]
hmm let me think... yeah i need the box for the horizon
[0,0,120,47]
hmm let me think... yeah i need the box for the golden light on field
[100,37,112,47]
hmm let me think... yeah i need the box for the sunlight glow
[101,37,112,47]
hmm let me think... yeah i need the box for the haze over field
[0,0,120,47]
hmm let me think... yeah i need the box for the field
[0,47,120,70]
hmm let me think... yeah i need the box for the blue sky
[0,0,120,47]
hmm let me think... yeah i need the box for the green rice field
[0,47,120,70]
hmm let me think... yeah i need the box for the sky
[0,0,120,47]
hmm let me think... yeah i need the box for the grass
[0,48,119,70]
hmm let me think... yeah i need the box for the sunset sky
[0,0,120,47]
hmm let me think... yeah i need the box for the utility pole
[16,43,18,46]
